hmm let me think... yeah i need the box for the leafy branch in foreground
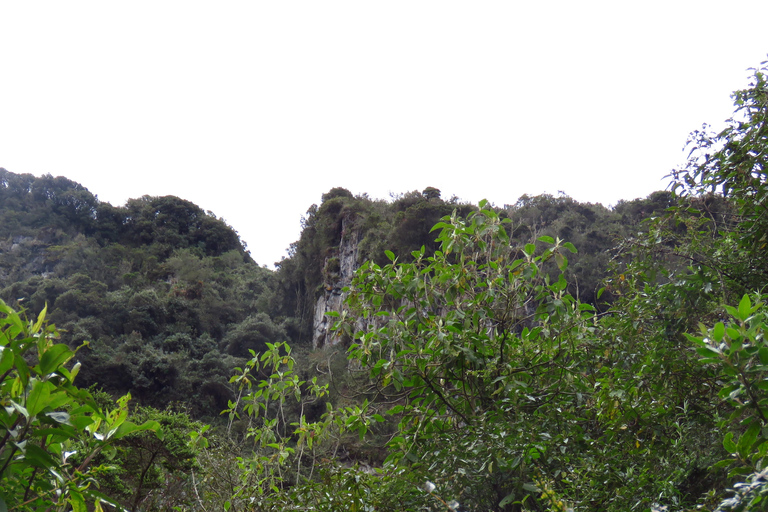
[0,300,161,511]
[338,202,589,510]
[687,294,768,511]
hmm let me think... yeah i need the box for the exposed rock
[312,215,360,349]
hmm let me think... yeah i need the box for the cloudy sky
[1,2,767,266]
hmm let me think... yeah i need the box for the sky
[1,2,767,267]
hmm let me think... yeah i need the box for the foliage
[221,341,333,509]
[0,300,161,511]
[504,191,675,306]
[339,203,595,510]
[686,294,768,511]
[671,60,768,292]
[105,406,207,511]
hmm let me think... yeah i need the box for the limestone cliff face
[312,217,360,349]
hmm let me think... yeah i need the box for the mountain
[0,168,673,418]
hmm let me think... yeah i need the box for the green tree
[671,60,768,292]
[339,203,589,510]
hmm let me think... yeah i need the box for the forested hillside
[0,170,666,420]
[1,62,767,511]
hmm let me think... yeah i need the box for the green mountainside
[0,170,669,419]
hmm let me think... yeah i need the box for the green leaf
[524,243,536,256]
[554,252,568,271]
[724,432,737,453]
[522,482,540,493]
[27,380,53,417]
[0,347,13,376]
[713,322,725,342]
[109,419,161,441]
[562,242,578,253]
[69,489,87,512]
[13,354,30,389]
[738,294,752,322]
[499,493,516,507]
[10,400,29,420]
[31,304,48,338]
[21,442,59,469]
[738,421,761,458]
[695,346,721,358]
[537,235,555,244]
[385,250,396,262]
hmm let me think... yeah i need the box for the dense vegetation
[1,61,767,511]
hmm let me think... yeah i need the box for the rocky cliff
[311,216,361,348]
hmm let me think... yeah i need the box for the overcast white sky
[1,2,767,267]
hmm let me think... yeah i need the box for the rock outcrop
[312,216,360,349]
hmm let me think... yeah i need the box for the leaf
[724,432,737,453]
[21,442,59,469]
[537,236,555,244]
[499,493,516,507]
[27,380,53,417]
[738,294,752,322]
[562,241,578,253]
[552,252,565,271]
[385,250,396,262]
[522,482,540,492]
[759,347,768,365]
[738,421,761,458]
[69,489,87,512]
[713,322,725,342]
[695,346,721,358]
[45,411,71,425]
[109,420,161,441]
[11,400,29,419]
[0,348,13,376]
[13,354,30,389]
[31,304,48,338]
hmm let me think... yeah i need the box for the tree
[339,203,590,510]
[671,60,768,292]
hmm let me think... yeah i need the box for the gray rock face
[312,217,360,349]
